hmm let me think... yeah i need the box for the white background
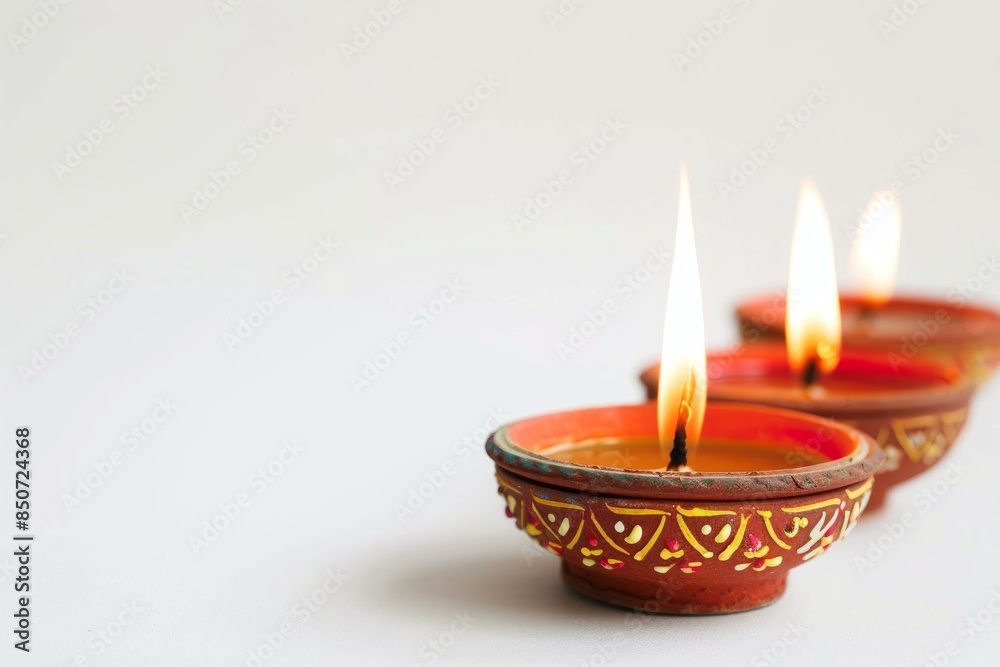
[3,0,1000,665]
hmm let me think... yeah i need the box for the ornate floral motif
[496,472,874,575]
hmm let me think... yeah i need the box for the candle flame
[657,163,706,467]
[849,189,902,307]
[786,180,841,383]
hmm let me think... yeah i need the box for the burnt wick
[668,426,688,471]
[803,357,820,387]
[667,370,697,471]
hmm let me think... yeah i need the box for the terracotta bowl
[736,294,1000,386]
[640,346,975,511]
[486,402,882,614]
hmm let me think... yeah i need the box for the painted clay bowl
[640,345,975,511]
[486,402,883,614]
[736,294,1000,386]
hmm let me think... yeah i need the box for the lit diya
[488,168,883,614]
[736,189,1000,385]
[642,182,974,510]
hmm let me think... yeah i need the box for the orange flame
[849,189,902,308]
[786,180,842,382]
[657,164,706,466]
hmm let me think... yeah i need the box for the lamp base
[561,561,787,615]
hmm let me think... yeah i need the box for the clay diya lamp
[486,168,882,613]
[640,344,973,511]
[736,189,1000,385]
[737,295,1000,386]
[486,401,883,614]
[645,183,976,510]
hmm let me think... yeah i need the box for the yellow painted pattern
[634,516,666,562]
[677,507,736,517]
[713,523,732,543]
[744,545,769,559]
[783,516,808,538]
[497,477,522,495]
[499,472,875,576]
[802,545,826,561]
[532,503,562,542]
[623,525,643,544]
[565,520,585,550]
[676,515,714,558]
[845,479,873,499]
[607,506,670,516]
[719,514,749,562]
[532,495,584,511]
[781,498,841,513]
[590,510,629,555]
[757,510,792,550]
